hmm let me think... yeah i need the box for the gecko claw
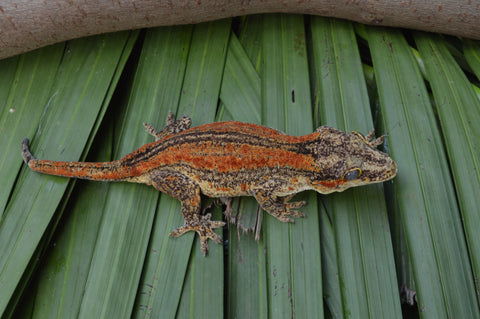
[169,213,225,255]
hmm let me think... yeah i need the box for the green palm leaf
[1,14,479,319]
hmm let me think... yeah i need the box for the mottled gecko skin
[22,113,397,255]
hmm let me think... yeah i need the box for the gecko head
[309,126,397,194]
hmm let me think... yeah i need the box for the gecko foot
[272,200,307,223]
[169,213,225,255]
[143,113,192,141]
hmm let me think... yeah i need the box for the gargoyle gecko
[22,113,397,255]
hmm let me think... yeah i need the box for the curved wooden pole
[0,0,478,59]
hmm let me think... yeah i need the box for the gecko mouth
[370,160,398,182]
[390,161,398,178]
[386,160,398,180]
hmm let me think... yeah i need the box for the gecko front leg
[252,179,307,223]
[150,170,225,255]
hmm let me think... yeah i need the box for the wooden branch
[0,0,479,59]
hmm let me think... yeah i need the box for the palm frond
[1,14,479,319]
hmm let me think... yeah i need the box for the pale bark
[0,0,479,59]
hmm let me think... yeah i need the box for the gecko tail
[21,138,127,181]
[22,138,36,164]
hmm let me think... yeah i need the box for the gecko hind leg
[150,170,225,255]
[143,112,192,141]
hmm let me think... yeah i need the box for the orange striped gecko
[22,113,397,255]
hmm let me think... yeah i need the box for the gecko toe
[288,210,306,218]
[200,238,209,256]
[199,228,223,256]
[287,201,307,209]
[168,225,190,238]
[209,220,226,229]
[277,216,295,223]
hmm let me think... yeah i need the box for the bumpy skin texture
[22,113,397,255]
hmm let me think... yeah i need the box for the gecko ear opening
[343,168,362,181]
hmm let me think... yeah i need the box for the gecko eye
[344,168,362,181]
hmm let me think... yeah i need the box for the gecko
[22,113,397,255]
